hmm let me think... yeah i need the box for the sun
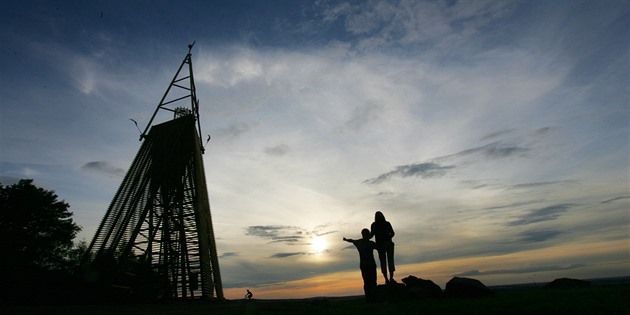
[311,236,328,253]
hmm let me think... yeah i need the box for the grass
[3,284,629,315]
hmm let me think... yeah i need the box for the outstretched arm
[343,237,355,243]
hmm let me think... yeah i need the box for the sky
[1,0,628,300]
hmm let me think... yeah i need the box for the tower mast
[140,41,205,153]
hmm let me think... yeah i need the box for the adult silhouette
[370,211,396,283]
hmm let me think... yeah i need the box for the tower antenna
[140,41,205,153]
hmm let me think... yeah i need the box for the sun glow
[311,237,327,253]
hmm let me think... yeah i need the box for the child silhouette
[343,228,377,302]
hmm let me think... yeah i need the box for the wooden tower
[84,43,223,300]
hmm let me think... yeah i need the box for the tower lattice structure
[84,44,223,300]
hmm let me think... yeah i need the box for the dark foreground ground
[3,281,629,315]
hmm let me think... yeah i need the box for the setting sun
[311,237,327,253]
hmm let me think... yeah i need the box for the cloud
[270,249,334,259]
[534,126,553,137]
[81,161,125,177]
[343,102,384,131]
[454,263,586,277]
[314,230,337,237]
[601,196,630,204]
[269,237,302,244]
[480,129,515,141]
[245,225,305,244]
[439,141,530,160]
[517,229,562,243]
[482,200,545,211]
[463,179,577,192]
[196,49,263,87]
[363,162,456,185]
[219,252,238,259]
[508,204,574,226]
[432,126,552,165]
[28,39,148,98]
[321,0,516,51]
[264,144,290,156]
[509,180,577,190]
[312,223,338,237]
[365,136,535,185]
[216,122,257,141]
[482,143,529,159]
[270,252,306,259]
[244,224,338,259]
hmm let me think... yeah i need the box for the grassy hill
[4,280,629,314]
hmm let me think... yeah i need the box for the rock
[372,282,409,302]
[401,275,443,298]
[544,278,591,289]
[444,277,494,298]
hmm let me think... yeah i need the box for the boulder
[401,275,443,298]
[544,278,591,289]
[444,277,494,298]
[372,282,409,303]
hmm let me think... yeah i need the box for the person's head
[361,228,371,239]
[375,211,385,223]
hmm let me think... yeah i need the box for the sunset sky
[1,0,628,299]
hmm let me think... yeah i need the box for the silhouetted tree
[0,179,82,304]
[0,179,81,271]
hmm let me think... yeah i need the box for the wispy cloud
[509,180,577,190]
[245,225,337,245]
[480,129,515,141]
[508,204,575,226]
[482,200,545,211]
[437,141,530,160]
[364,128,542,185]
[81,161,125,177]
[320,0,516,51]
[312,224,338,239]
[363,162,456,185]
[343,102,384,131]
[245,225,304,244]
[196,49,264,87]
[264,144,290,157]
[364,139,532,185]
[454,263,585,277]
[270,249,333,259]
[270,252,306,259]
[517,229,562,243]
[601,196,630,204]
[216,122,257,141]
[219,252,238,259]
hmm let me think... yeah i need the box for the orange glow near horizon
[223,238,629,300]
[224,269,364,300]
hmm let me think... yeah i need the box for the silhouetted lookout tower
[84,43,223,300]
